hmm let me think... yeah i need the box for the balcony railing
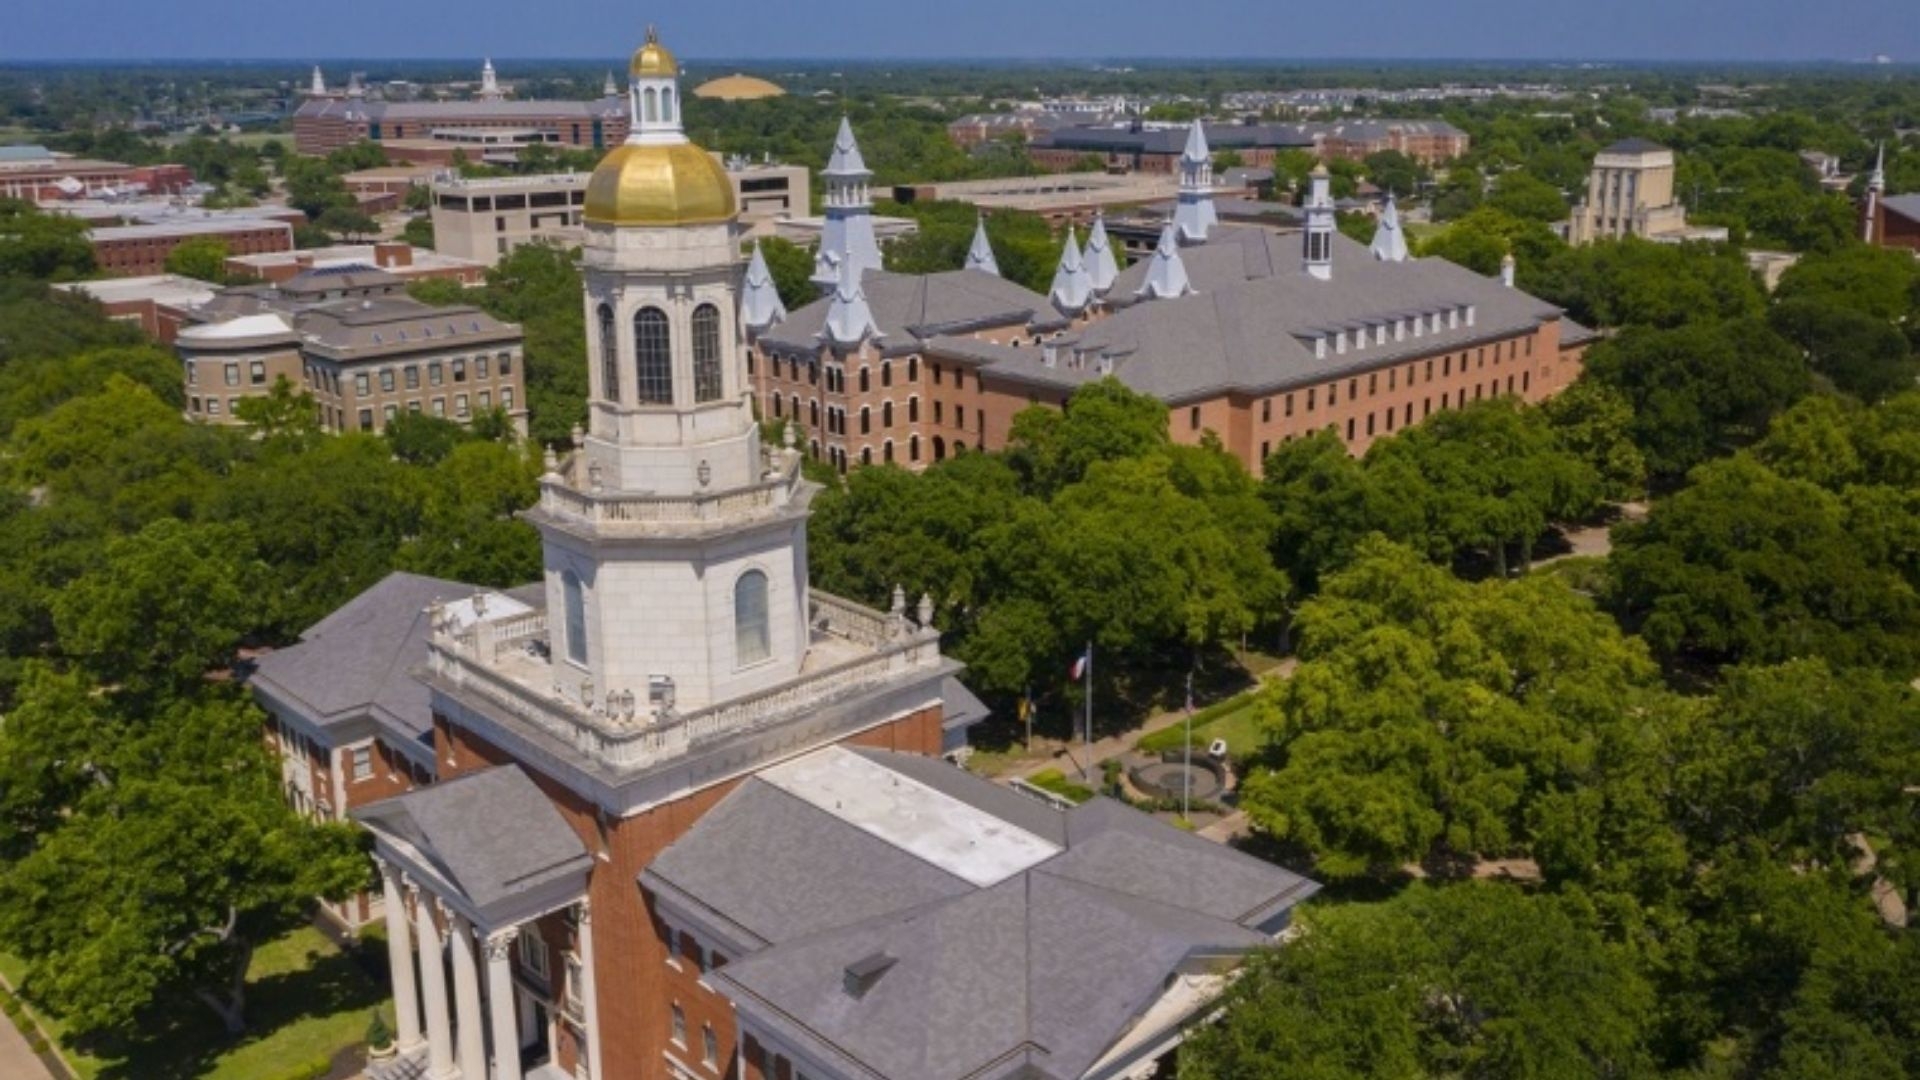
[536,453,801,530]
[425,589,940,774]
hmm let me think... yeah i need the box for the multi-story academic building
[176,265,526,433]
[751,120,1595,475]
[250,30,1317,1080]
[1859,144,1920,253]
[293,62,631,158]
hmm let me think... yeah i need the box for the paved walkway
[0,1007,55,1080]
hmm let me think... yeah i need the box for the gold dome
[584,141,736,226]
[692,73,786,101]
[629,26,678,78]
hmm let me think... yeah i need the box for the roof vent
[843,952,896,999]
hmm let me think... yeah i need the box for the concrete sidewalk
[0,1012,55,1080]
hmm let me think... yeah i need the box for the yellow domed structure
[629,26,678,78]
[584,141,736,226]
[692,73,786,102]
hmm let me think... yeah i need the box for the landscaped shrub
[366,1008,393,1051]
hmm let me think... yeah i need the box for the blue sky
[5,0,1916,62]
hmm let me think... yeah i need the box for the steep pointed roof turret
[1049,227,1093,315]
[603,70,619,98]
[1135,223,1194,300]
[1369,193,1409,262]
[1181,119,1211,166]
[820,256,881,347]
[1084,212,1119,293]
[964,216,1000,276]
[1172,119,1218,243]
[309,66,327,96]
[825,116,870,177]
[741,240,788,332]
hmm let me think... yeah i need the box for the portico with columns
[359,766,596,1080]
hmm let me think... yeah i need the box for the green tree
[231,375,321,442]
[401,215,435,250]
[1004,377,1169,496]
[0,682,366,1036]
[162,235,231,283]
[1768,298,1917,404]
[51,517,266,697]
[1181,883,1654,1079]
[1541,377,1647,501]
[1583,317,1808,479]
[756,236,820,312]
[1485,169,1570,222]
[314,206,378,241]
[0,199,95,281]
[1362,149,1426,197]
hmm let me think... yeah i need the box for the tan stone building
[177,265,526,433]
[431,159,810,265]
[1566,137,1728,245]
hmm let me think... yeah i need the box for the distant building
[1859,145,1920,253]
[293,60,630,157]
[891,171,1228,228]
[1566,138,1728,246]
[691,73,785,100]
[0,144,193,201]
[225,241,488,287]
[51,274,220,343]
[175,265,525,433]
[88,216,296,278]
[1022,118,1469,173]
[430,158,810,265]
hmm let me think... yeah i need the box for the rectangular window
[703,1026,718,1068]
[1190,406,1201,430]
[404,365,420,390]
[1285,393,1295,417]
[358,408,373,431]
[1369,373,1377,395]
[249,360,267,385]
[379,369,395,392]
[499,352,513,375]
[1366,413,1375,436]
[477,356,489,379]
[355,372,371,397]
[478,390,491,411]
[430,362,444,386]
[518,933,550,981]
[1425,359,1434,381]
[1328,383,1337,406]
[670,1003,686,1048]
[452,359,467,383]
[1444,356,1452,377]
[224,362,240,387]
[382,404,397,424]
[349,746,373,781]
[1307,387,1316,410]
[1261,398,1271,423]
[502,387,515,410]
[207,397,222,415]
[432,398,446,417]
[456,394,469,418]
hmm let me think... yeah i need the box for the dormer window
[1314,335,1327,359]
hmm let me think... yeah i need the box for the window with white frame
[349,745,373,781]
[518,931,550,981]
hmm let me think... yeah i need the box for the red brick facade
[91,221,294,278]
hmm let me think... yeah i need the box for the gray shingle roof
[1882,193,1920,222]
[758,269,1062,356]
[251,570,474,746]
[664,749,1316,1080]
[354,765,592,915]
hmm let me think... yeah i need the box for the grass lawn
[1,924,386,1080]
[1024,768,1096,804]
[1136,692,1273,759]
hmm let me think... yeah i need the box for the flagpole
[1084,640,1094,783]
[1183,670,1193,821]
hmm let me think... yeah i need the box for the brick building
[293,87,630,158]
[753,121,1593,476]
[1860,145,1920,253]
[254,34,1319,1080]
[88,217,296,278]
[0,144,193,201]
[1025,117,1470,173]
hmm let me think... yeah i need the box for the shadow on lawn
[74,945,382,1080]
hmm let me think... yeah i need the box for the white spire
[1869,142,1886,193]
[742,241,788,332]
[1499,251,1516,288]
[479,58,501,100]
[964,216,1000,276]
[1369,193,1408,262]
[346,71,365,98]
[1172,120,1218,243]
[627,27,686,146]
[308,66,326,96]
[1303,163,1334,281]
[1049,227,1094,315]
[1136,223,1194,300]
[1084,211,1119,293]
[1864,142,1886,244]
[821,255,881,347]
[603,70,619,98]
[813,117,882,291]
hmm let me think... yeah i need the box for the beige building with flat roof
[1567,138,1728,245]
[431,159,811,265]
[177,265,525,434]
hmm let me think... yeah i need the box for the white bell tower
[528,28,814,721]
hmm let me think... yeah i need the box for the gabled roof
[758,269,1060,356]
[825,115,870,177]
[354,765,592,917]
[661,746,1316,1080]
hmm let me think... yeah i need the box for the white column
[451,912,487,1080]
[376,859,424,1052]
[413,884,457,1080]
[484,929,523,1080]
[576,899,604,1080]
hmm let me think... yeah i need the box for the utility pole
[1183,670,1193,821]
[1084,640,1094,783]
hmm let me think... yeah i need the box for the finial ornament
[917,592,934,628]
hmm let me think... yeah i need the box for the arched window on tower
[734,570,770,666]
[644,87,659,123]
[597,303,619,402]
[562,570,588,665]
[692,303,723,403]
[662,87,676,122]
[633,307,673,404]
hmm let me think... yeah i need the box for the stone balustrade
[538,452,800,529]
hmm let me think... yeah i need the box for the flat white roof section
[761,746,1061,887]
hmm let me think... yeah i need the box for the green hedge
[1025,769,1095,804]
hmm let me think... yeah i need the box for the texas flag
[1069,648,1090,681]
